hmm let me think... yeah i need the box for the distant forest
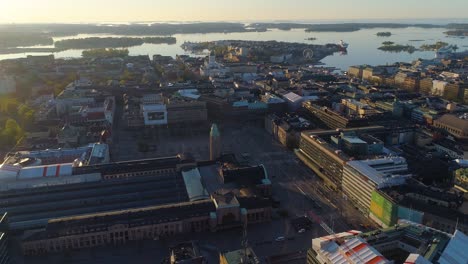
[54,37,176,49]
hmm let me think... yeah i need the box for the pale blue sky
[0,0,467,23]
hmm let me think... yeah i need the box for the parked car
[275,236,285,242]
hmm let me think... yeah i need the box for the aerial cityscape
[0,1,468,263]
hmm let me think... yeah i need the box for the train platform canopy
[182,168,209,202]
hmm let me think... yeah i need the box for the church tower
[208,50,216,65]
[209,123,221,160]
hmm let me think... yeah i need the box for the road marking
[295,184,306,195]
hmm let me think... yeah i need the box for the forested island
[0,47,58,55]
[378,43,416,53]
[379,41,458,53]
[305,24,362,32]
[54,37,176,49]
[82,48,129,58]
[0,37,176,54]
[443,23,468,36]
[249,22,446,32]
[445,30,468,36]
[0,32,53,48]
[419,41,449,51]
[0,22,250,37]
[376,32,392,37]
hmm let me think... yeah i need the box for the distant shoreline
[0,37,177,55]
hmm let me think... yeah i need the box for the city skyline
[1,0,468,23]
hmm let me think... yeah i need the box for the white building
[200,52,229,77]
[282,92,304,111]
[432,80,448,96]
[270,54,292,63]
[141,104,168,126]
[0,161,101,191]
[178,89,201,100]
[343,157,411,214]
[55,85,96,116]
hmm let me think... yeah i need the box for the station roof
[34,199,216,240]
[182,168,209,202]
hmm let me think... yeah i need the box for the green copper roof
[210,124,220,137]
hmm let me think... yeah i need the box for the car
[298,228,306,234]
[275,236,285,242]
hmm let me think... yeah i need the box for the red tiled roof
[367,255,385,264]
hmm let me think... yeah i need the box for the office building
[303,101,377,129]
[295,127,388,190]
[368,181,467,232]
[347,65,364,79]
[264,114,312,149]
[434,114,468,140]
[343,157,411,214]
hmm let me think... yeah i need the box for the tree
[0,97,19,114]
[82,48,129,58]
[154,64,165,78]
[5,119,22,138]
[0,118,23,147]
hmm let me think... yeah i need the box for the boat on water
[339,40,349,49]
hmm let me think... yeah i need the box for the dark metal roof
[73,156,188,175]
[24,199,216,241]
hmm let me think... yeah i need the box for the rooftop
[34,199,216,240]
[166,242,205,264]
[435,114,468,134]
[182,168,209,202]
[312,223,454,263]
[361,223,451,262]
[222,247,260,264]
[342,136,367,145]
[438,230,468,264]
[312,232,390,264]
[283,92,303,103]
[346,157,411,188]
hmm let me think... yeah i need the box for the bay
[1,27,467,71]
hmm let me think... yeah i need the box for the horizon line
[1,17,467,25]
